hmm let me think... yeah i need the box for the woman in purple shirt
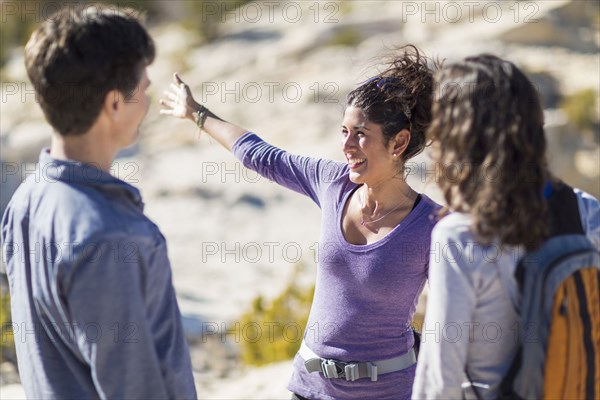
[161,46,440,400]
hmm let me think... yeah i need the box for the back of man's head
[25,4,155,136]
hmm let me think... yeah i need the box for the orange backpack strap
[500,182,600,400]
[544,268,600,399]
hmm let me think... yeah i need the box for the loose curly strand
[346,45,438,162]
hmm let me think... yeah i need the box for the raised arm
[159,72,246,151]
[160,73,348,205]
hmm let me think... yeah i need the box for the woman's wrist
[191,102,209,130]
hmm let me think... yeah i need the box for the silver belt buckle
[368,362,378,382]
[344,363,359,381]
[321,359,339,378]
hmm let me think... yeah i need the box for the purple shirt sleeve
[232,132,347,207]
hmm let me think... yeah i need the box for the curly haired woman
[412,54,600,399]
[161,46,441,400]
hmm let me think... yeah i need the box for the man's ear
[102,89,122,121]
[391,129,411,157]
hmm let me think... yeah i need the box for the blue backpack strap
[500,181,587,400]
[547,181,584,236]
[514,181,583,291]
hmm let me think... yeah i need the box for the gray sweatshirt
[412,190,600,399]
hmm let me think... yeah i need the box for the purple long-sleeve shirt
[233,133,440,400]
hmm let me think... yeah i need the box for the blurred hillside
[1,1,599,398]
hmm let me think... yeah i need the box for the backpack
[499,183,600,400]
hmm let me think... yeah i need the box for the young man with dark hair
[1,5,197,398]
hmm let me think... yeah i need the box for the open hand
[159,73,200,121]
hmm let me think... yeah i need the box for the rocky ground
[1,1,598,398]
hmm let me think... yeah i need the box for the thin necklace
[360,187,412,226]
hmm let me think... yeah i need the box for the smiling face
[341,105,402,186]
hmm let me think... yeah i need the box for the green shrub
[0,0,42,68]
[328,27,362,47]
[561,89,598,132]
[0,284,14,362]
[235,264,314,366]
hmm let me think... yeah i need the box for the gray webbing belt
[298,341,416,382]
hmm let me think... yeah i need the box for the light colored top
[412,189,600,399]
[233,132,441,400]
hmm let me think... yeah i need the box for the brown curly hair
[345,45,435,162]
[428,54,550,251]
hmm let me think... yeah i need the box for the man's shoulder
[6,174,155,242]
